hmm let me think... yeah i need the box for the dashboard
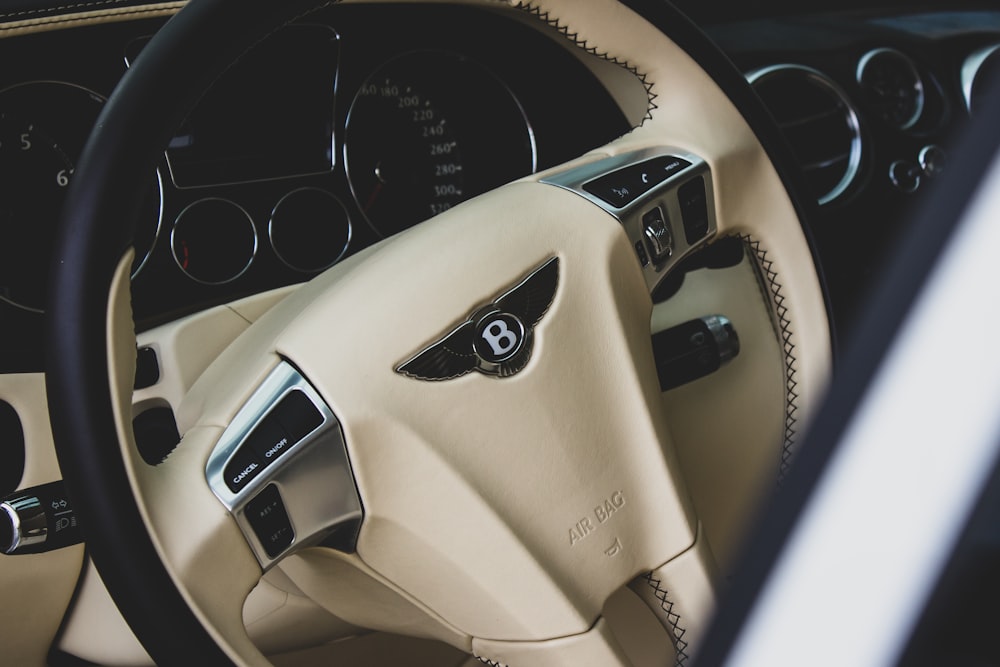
[3,2,998,371]
[2,3,997,376]
[0,3,632,373]
[690,4,1000,337]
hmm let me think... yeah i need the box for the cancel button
[224,446,264,494]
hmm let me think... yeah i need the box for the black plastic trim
[0,401,25,496]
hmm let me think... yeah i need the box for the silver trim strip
[206,362,363,568]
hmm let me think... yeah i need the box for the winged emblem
[396,257,560,381]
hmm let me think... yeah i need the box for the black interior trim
[694,48,1000,667]
[0,401,25,496]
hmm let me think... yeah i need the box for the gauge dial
[171,198,257,285]
[269,188,351,273]
[0,81,162,312]
[857,48,925,130]
[345,51,536,238]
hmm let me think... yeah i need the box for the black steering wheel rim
[45,1,823,664]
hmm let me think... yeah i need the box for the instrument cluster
[0,4,632,371]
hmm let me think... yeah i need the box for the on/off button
[246,416,293,464]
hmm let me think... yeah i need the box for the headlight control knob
[1,481,83,555]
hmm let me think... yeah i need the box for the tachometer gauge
[345,51,535,238]
[0,82,162,313]
[856,48,925,130]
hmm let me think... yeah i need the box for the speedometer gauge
[0,81,162,313]
[345,51,536,238]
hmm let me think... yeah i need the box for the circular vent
[747,64,862,205]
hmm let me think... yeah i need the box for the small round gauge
[269,188,351,273]
[171,198,257,285]
[0,81,162,313]
[856,48,925,130]
[345,51,536,238]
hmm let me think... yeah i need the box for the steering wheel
[46,0,831,665]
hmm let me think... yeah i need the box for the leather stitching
[740,235,799,484]
[0,6,178,31]
[642,571,691,666]
[476,656,508,667]
[513,1,657,124]
[0,0,147,19]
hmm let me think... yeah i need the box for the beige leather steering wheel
[47,1,831,665]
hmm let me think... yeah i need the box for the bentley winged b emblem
[396,257,560,381]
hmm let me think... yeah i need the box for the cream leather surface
[654,257,788,567]
[0,373,85,666]
[0,2,185,37]
[7,0,832,665]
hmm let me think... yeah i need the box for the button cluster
[582,155,692,208]
[245,484,294,558]
[223,390,324,494]
[678,177,709,244]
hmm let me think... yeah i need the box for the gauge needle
[364,180,383,213]
[362,162,385,213]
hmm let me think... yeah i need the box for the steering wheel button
[635,240,650,267]
[582,155,692,208]
[133,347,160,390]
[642,207,673,263]
[679,177,710,244]
[270,389,324,443]
[583,178,635,208]
[245,484,294,559]
[223,446,264,494]
[245,415,293,466]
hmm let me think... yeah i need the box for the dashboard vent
[747,64,862,205]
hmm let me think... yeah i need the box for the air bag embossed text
[568,490,625,546]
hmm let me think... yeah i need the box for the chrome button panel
[540,148,716,293]
[206,362,363,569]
